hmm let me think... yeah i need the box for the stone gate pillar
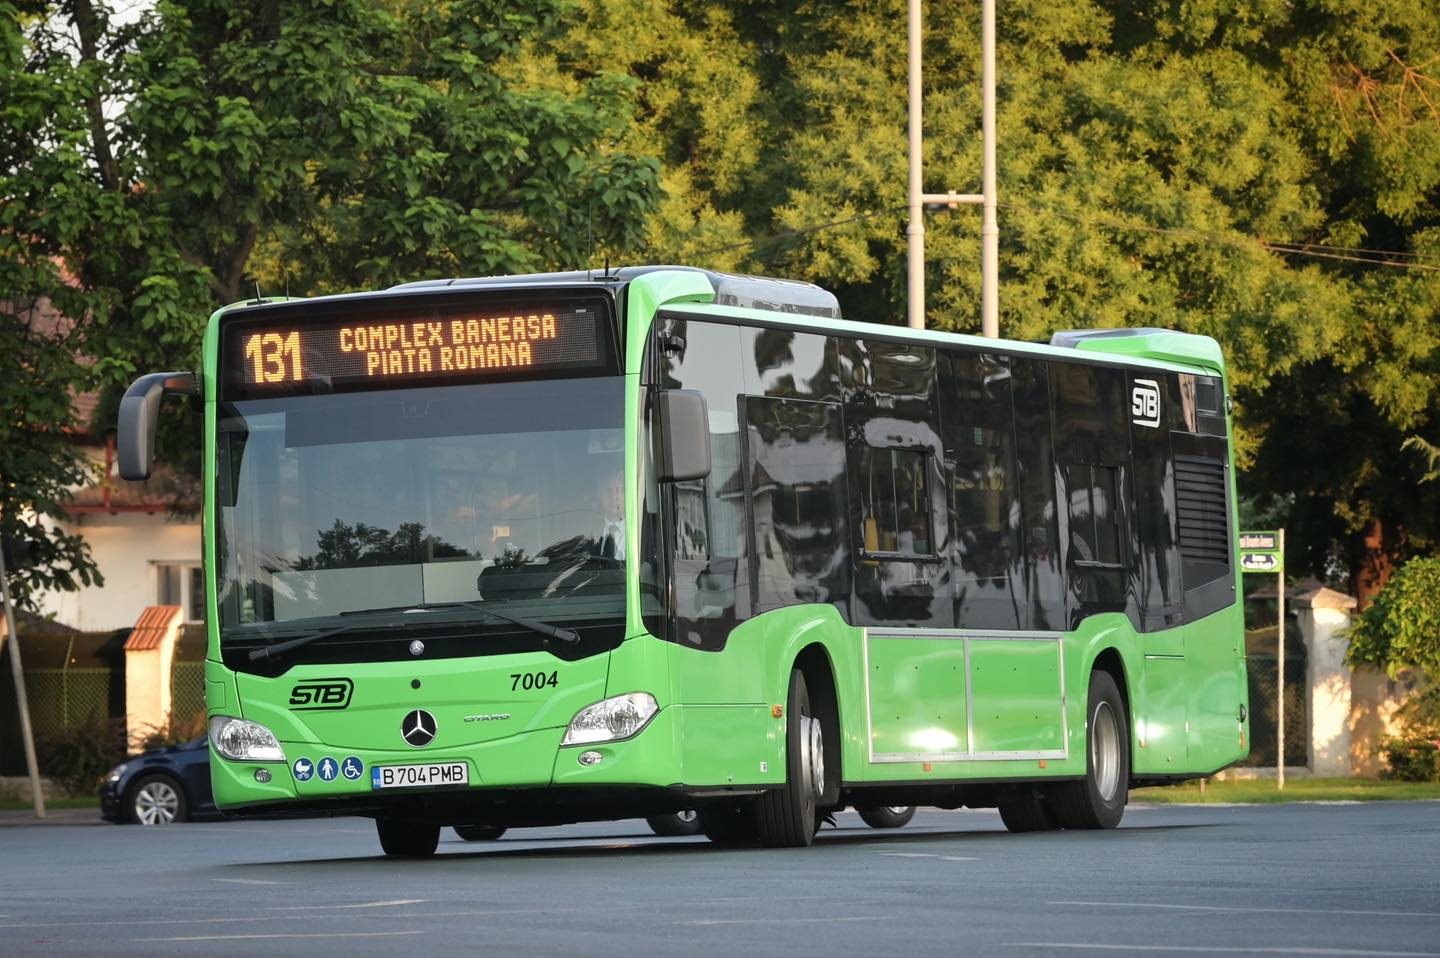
[1293,586,1357,776]
[123,605,182,753]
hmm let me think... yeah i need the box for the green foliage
[1,0,662,610]
[36,715,129,799]
[1379,738,1440,782]
[1346,556,1440,676]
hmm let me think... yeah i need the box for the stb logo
[1131,379,1161,428]
[288,678,354,711]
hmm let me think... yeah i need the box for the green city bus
[117,266,1249,856]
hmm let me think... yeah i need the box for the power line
[680,197,1440,273]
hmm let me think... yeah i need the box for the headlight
[209,715,286,763]
[562,692,659,746]
[105,762,130,783]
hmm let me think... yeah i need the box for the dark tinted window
[857,446,933,557]
[1065,463,1122,566]
[1011,357,1062,630]
[940,351,1024,630]
[743,397,849,613]
[659,318,751,648]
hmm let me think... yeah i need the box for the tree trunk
[1350,517,1397,612]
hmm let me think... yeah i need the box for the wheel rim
[134,781,180,825]
[1091,701,1121,802]
[886,806,910,815]
[800,713,824,801]
[676,810,698,824]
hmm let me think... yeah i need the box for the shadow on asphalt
[213,819,1222,870]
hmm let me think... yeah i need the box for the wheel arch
[792,642,842,807]
[1088,646,1134,765]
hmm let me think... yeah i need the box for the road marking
[1051,901,1440,920]
[679,916,890,926]
[209,878,294,886]
[136,931,424,943]
[277,899,426,910]
[878,852,939,858]
[940,856,979,861]
[1007,944,1440,956]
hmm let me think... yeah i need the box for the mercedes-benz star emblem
[409,639,425,657]
[401,709,437,748]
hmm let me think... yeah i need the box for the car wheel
[856,805,916,829]
[376,817,440,857]
[128,774,187,825]
[646,810,702,836]
[453,825,507,841]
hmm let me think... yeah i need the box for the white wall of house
[35,513,201,632]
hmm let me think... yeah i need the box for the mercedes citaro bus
[118,266,1248,856]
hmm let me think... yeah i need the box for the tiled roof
[123,605,182,651]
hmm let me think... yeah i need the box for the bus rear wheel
[856,805,916,829]
[376,817,441,857]
[699,801,759,845]
[757,669,822,847]
[998,791,1055,832]
[1048,669,1129,829]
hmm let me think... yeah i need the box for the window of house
[157,563,205,623]
[857,446,934,557]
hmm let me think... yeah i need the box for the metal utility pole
[1276,527,1287,791]
[905,0,997,337]
[0,536,46,818]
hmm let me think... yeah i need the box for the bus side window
[939,350,1024,631]
[1051,362,1130,619]
[1011,357,1062,631]
[659,317,752,649]
[742,396,849,614]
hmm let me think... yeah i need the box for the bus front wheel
[1048,669,1129,829]
[376,817,441,857]
[757,669,822,847]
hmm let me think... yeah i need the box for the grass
[1133,776,1440,804]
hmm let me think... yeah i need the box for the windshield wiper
[344,602,581,646]
[247,624,376,662]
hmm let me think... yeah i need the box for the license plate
[370,762,469,789]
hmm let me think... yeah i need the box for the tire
[376,817,441,857]
[998,791,1055,833]
[757,669,823,847]
[1048,669,1130,829]
[699,801,760,846]
[647,810,702,836]
[856,805,916,829]
[128,774,186,825]
[453,825,507,841]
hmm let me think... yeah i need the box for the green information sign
[1239,529,1283,573]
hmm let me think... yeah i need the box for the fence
[170,660,207,737]
[0,667,113,776]
[1244,653,1310,768]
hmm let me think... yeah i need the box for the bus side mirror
[117,371,198,481]
[655,390,711,483]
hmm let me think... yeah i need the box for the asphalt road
[1,802,1438,957]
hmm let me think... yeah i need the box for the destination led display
[223,297,611,397]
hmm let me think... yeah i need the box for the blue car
[99,735,217,825]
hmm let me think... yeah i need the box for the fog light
[578,750,603,766]
[254,768,272,783]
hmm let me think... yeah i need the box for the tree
[1,0,661,610]
[552,0,1438,601]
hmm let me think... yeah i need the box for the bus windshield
[215,376,628,639]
